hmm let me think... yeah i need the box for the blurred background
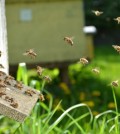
[5,0,120,115]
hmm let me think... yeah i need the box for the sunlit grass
[1,46,120,133]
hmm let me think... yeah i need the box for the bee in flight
[111,80,119,87]
[92,10,103,16]
[23,49,37,59]
[112,45,120,53]
[114,17,120,24]
[39,94,45,101]
[36,66,44,76]
[79,57,89,65]
[64,36,74,46]
[43,75,52,83]
[92,68,100,74]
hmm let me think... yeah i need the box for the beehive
[5,0,88,65]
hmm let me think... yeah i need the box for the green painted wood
[6,0,87,65]
[6,0,79,4]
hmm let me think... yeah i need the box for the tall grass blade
[16,63,28,85]
[42,100,62,132]
[29,80,41,90]
[46,103,93,134]
[65,112,90,130]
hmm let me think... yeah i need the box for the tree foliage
[84,0,120,29]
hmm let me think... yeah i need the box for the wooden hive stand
[0,71,41,122]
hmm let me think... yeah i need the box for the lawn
[0,45,120,134]
[45,45,120,113]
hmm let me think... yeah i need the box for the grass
[94,46,120,79]
[1,45,120,134]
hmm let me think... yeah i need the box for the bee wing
[68,37,74,46]
[118,17,120,20]
[112,45,117,48]
[64,37,69,41]
[92,67,100,73]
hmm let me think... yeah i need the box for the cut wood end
[0,71,42,122]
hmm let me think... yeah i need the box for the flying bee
[79,58,89,65]
[43,75,52,83]
[36,66,44,76]
[114,17,120,24]
[64,36,74,46]
[111,80,119,87]
[92,68,100,74]
[14,81,23,90]
[39,94,45,101]
[92,10,103,16]
[23,49,37,59]
[112,45,120,53]
[0,64,4,68]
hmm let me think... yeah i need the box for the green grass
[1,46,120,134]
[94,46,120,79]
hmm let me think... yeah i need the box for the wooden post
[0,0,9,74]
[59,65,70,85]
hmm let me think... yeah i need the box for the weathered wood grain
[6,1,86,64]
[0,71,41,122]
